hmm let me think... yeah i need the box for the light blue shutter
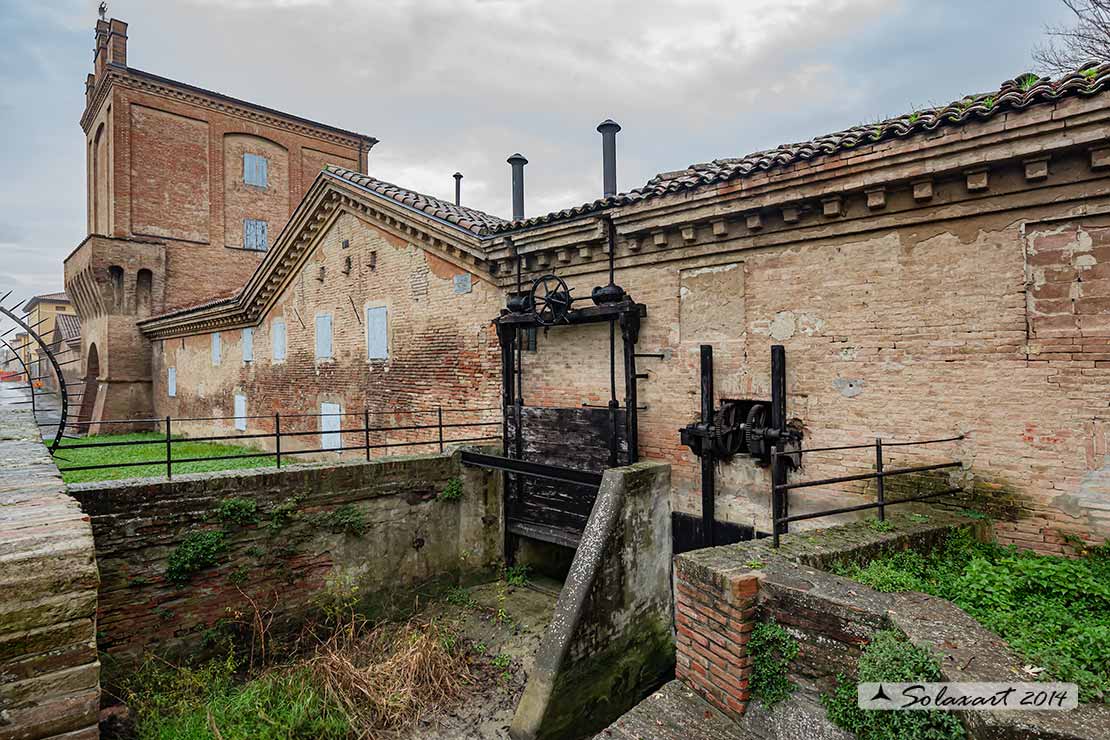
[243,154,269,187]
[272,318,286,361]
[366,306,388,359]
[242,328,253,362]
[243,219,269,251]
[315,314,333,359]
[234,394,247,431]
[167,367,176,397]
[211,332,221,365]
[320,402,342,450]
[258,221,267,250]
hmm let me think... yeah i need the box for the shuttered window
[242,327,253,362]
[320,402,342,450]
[243,219,268,251]
[243,153,268,188]
[234,394,247,431]
[366,306,388,360]
[272,318,286,362]
[211,332,221,366]
[167,367,176,397]
[315,313,333,360]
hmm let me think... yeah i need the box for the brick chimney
[107,19,127,67]
[93,19,109,78]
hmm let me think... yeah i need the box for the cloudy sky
[0,0,1077,323]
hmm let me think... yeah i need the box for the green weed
[749,621,799,708]
[165,531,227,585]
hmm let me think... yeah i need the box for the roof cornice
[80,66,377,151]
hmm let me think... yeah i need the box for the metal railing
[53,407,501,479]
[769,435,965,546]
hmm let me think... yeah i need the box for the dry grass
[304,617,475,738]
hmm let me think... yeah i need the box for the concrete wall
[0,393,100,740]
[68,448,501,679]
[510,461,673,740]
[150,211,503,452]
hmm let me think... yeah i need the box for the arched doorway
[77,344,100,431]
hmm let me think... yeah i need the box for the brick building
[21,291,76,388]
[63,16,376,428]
[144,66,1110,552]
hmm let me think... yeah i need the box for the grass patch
[832,530,1110,703]
[822,630,965,740]
[56,432,276,484]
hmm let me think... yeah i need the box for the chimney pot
[597,119,621,198]
[507,154,528,221]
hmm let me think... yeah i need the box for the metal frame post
[364,409,371,461]
[165,416,172,479]
[770,344,788,535]
[699,344,715,547]
[275,412,282,469]
[621,311,640,463]
[876,438,885,521]
[437,406,444,453]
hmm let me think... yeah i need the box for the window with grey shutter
[234,394,247,431]
[243,153,268,188]
[272,318,286,362]
[366,306,388,360]
[243,219,268,251]
[167,367,177,397]
[242,327,253,362]
[211,332,221,366]
[315,313,333,360]
[320,402,342,450]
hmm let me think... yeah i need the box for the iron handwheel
[530,274,573,326]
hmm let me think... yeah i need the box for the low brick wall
[671,510,1110,739]
[0,390,100,740]
[510,461,673,740]
[69,447,500,681]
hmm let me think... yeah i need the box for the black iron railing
[769,435,965,546]
[53,407,501,479]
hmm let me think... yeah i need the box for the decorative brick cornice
[81,67,377,151]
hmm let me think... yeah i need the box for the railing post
[165,416,172,480]
[437,406,444,453]
[275,412,282,469]
[364,409,371,462]
[875,437,885,522]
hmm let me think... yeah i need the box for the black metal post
[771,448,781,547]
[620,311,640,463]
[364,409,371,462]
[770,344,788,534]
[165,416,172,480]
[275,412,282,469]
[607,317,619,468]
[876,438,885,521]
[438,406,444,453]
[700,344,715,547]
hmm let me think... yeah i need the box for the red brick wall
[674,559,758,721]
[151,211,503,452]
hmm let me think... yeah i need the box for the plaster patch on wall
[679,262,743,343]
[839,347,859,360]
[769,311,796,340]
[833,377,864,398]
[798,313,826,336]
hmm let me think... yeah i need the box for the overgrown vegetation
[437,477,463,502]
[56,433,276,484]
[121,618,475,740]
[309,505,367,537]
[832,529,1110,703]
[822,630,965,740]
[217,498,259,527]
[503,563,530,587]
[748,621,799,708]
[165,531,227,585]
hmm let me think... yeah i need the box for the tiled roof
[491,63,1110,233]
[145,291,240,323]
[54,313,81,342]
[324,166,510,236]
[25,291,70,307]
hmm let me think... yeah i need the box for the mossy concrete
[511,461,673,740]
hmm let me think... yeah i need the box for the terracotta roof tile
[54,313,81,342]
[493,63,1110,233]
[323,167,509,236]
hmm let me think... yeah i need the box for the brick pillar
[674,559,760,721]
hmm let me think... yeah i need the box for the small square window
[243,153,268,188]
[244,219,268,251]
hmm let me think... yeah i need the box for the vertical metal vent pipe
[507,154,528,220]
[597,119,621,198]
[453,172,463,206]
